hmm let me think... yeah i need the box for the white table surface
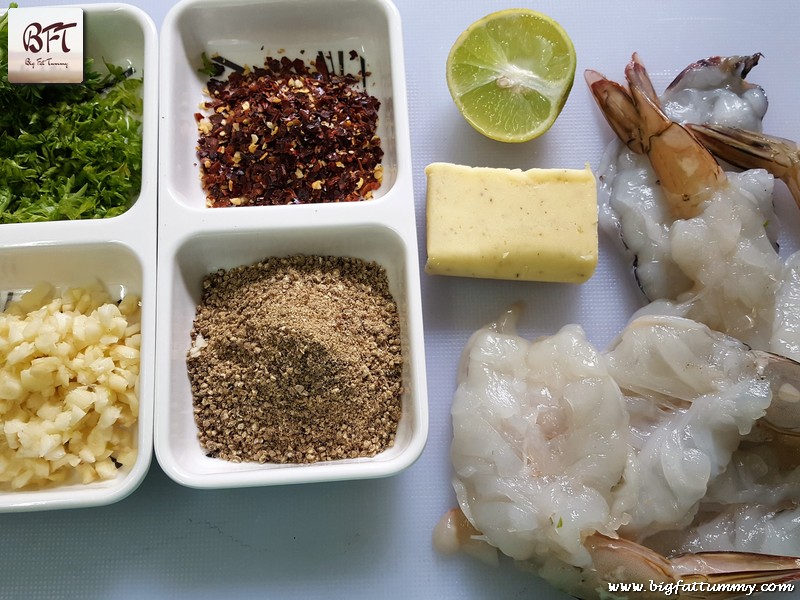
[4,1,800,598]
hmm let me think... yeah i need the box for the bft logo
[7,7,84,84]
[22,21,78,54]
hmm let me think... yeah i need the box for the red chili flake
[195,55,384,207]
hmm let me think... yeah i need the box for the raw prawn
[604,315,800,540]
[644,451,800,558]
[434,308,800,600]
[448,305,634,568]
[684,124,800,359]
[585,54,728,220]
[587,53,790,354]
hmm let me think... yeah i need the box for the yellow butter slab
[425,163,598,283]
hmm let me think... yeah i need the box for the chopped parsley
[0,4,144,222]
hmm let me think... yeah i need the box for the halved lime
[446,9,577,143]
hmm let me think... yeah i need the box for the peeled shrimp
[605,315,782,539]
[448,305,634,568]
[435,308,800,599]
[645,447,800,558]
[588,53,789,354]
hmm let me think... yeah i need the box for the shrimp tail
[585,54,727,220]
[686,123,800,209]
[432,507,499,567]
[624,51,665,133]
[670,551,800,597]
[588,534,800,600]
[584,69,645,154]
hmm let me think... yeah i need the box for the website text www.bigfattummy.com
[607,580,796,596]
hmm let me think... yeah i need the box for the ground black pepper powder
[186,255,403,464]
[195,55,384,207]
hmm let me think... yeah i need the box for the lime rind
[446,8,577,143]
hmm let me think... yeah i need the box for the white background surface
[4,1,800,598]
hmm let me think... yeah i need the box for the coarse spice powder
[186,255,403,464]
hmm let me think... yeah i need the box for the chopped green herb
[198,52,224,78]
[0,4,144,223]
[557,516,563,529]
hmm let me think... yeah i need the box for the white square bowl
[160,0,406,211]
[2,3,158,223]
[0,4,158,512]
[0,242,153,511]
[156,0,427,488]
[158,224,426,487]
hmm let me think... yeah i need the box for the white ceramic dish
[156,0,427,488]
[0,4,158,512]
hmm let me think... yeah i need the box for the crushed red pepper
[195,55,384,207]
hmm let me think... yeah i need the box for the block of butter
[425,163,598,283]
